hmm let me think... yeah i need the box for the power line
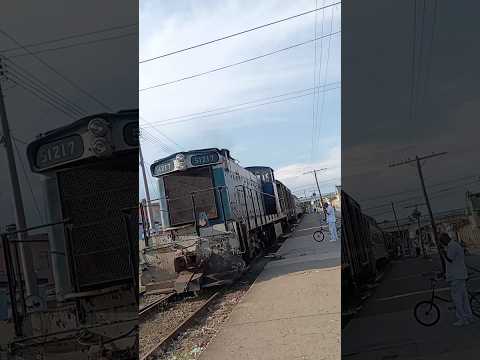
[3,58,87,115]
[141,82,340,128]
[11,135,28,145]
[140,126,179,152]
[140,132,172,154]
[139,31,341,92]
[312,0,331,160]
[5,65,83,118]
[359,174,479,203]
[312,1,327,159]
[419,0,438,121]
[369,182,480,216]
[6,69,80,118]
[147,86,339,128]
[139,115,183,150]
[8,75,79,119]
[7,32,137,59]
[0,28,113,112]
[314,4,336,156]
[139,2,341,63]
[412,0,427,125]
[0,23,137,53]
[311,0,321,161]
[408,0,419,126]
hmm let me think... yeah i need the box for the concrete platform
[342,252,480,359]
[200,213,341,360]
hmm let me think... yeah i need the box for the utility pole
[0,58,38,298]
[390,201,403,255]
[405,203,428,257]
[389,152,447,272]
[139,145,154,232]
[391,202,401,233]
[304,168,327,209]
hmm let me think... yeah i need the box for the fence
[458,224,480,248]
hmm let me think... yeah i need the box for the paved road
[342,251,480,359]
[200,213,341,360]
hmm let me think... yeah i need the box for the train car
[341,190,394,311]
[341,191,374,289]
[273,179,297,230]
[366,215,389,269]
[0,110,139,359]
[294,197,304,218]
[143,150,298,294]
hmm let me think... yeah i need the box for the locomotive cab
[16,110,139,359]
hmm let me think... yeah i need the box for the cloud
[275,144,340,195]
[139,0,341,142]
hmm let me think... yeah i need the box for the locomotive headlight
[174,153,187,171]
[91,138,111,157]
[88,118,110,137]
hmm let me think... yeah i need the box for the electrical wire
[140,115,183,150]
[139,2,341,63]
[7,32,137,59]
[419,0,438,121]
[150,87,340,127]
[0,28,113,112]
[5,66,84,118]
[311,0,328,160]
[311,0,320,161]
[141,130,172,150]
[141,82,338,127]
[408,0,419,126]
[139,31,341,92]
[366,179,480,215]
[412,0,427,124]
[360,174,480,203]
[8,76,79,119]
[0,23,137,53]
[140,131,173,153]
[2,58,87,116]
[142,83,340,128]
[314,4,336,156]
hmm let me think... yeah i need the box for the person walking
[439,232,475,326]
[323,202,337,242]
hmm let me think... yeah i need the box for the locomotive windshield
[164,166,218,226]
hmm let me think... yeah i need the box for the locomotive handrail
[149,185,227,203]
[2,218,71,238]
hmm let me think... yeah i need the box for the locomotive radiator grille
[164,167,218,226]
[57,156,137,290]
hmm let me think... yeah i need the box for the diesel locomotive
[341,190,395,308]
[141,148,302,294]
[0,110,139,359]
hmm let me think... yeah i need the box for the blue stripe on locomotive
[262,182,277,215]
[211,166,231,222]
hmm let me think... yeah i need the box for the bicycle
[414,272,480,326]
[313,220,342,243]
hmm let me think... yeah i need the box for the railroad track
[139,293,175,319]
[140,291,220,360]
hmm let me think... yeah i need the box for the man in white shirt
[323,202,337,242]
[439,232,475,326]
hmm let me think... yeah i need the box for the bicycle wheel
[470,293,480,318]
[313,230,325,242]
[414,301,440,326]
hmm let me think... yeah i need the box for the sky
[342,0,480,223]
[139,0,341,201]
[0,1,137,230]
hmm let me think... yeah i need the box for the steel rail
[140,291,220,360]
